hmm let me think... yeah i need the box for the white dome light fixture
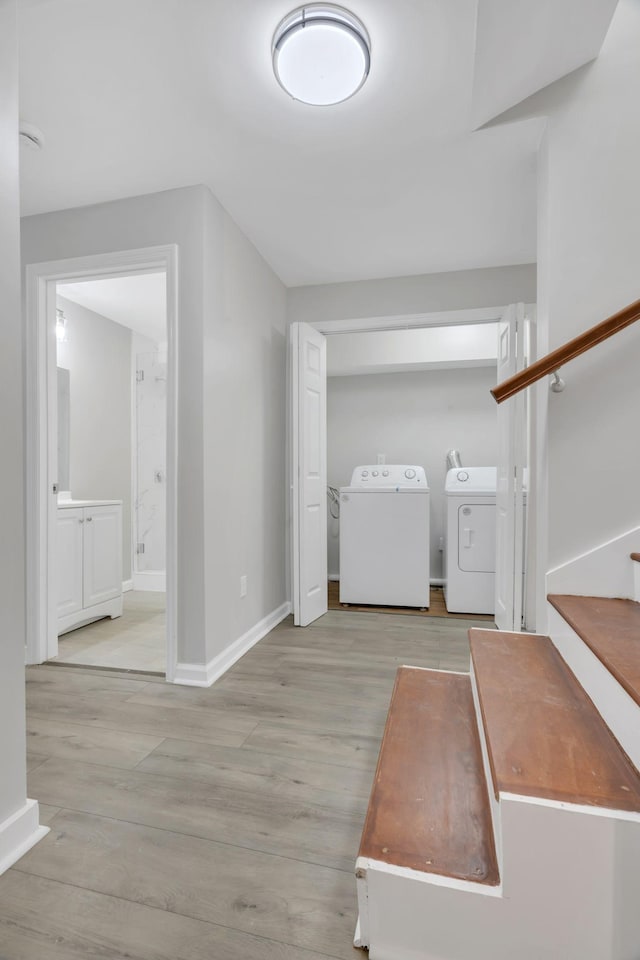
[272,4,371,106]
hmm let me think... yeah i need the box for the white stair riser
[357,799,640,960]
[548,604,640,773]
[469,658,503,869]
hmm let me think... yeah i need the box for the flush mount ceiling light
[272,4,371,106]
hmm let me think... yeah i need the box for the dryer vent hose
[446,449,463,470]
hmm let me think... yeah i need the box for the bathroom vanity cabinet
[57,500,123,635]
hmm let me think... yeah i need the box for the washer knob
[361,470,369,477]
[457,470,469,482]
[382,469,389,477]
[404,468,416,479]
[372,470,379,477]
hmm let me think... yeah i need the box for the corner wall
[202,191,288,671]
[535,0,640,594]
[0,0,47,871]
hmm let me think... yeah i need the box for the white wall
[56,295,132,579]
[22,184,289,671]
[503,0,640,621]
[327,324,498,376]
[202,191,288,665]
[288,264,537,326]
[327,367,498,579]
[0,0,43,864]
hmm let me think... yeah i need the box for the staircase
[355,555,640,960]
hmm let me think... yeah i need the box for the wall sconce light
[56,308,68,343]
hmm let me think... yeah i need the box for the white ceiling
[18,0,617,287]
[57,273,166,343]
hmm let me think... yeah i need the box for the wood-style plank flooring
[328,579,495,621]
[1,609,488,960]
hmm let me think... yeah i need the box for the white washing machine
[444,466,496,615]
[339,465,430,608]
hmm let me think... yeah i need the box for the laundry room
[326,322,499,614]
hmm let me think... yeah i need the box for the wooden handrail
[491,297,640,404]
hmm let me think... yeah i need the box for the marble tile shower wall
[135,351,166,573]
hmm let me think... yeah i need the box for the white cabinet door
[56,508,84,619]
[83,504,122,608]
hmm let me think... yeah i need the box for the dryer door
[458,503,496,573]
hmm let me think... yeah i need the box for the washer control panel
[350,465,428,488]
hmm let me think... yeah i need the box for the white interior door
[291,322,327,626]
[495,303,527,631]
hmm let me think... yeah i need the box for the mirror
[57,367,70,491]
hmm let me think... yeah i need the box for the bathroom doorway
[25,246,178,679]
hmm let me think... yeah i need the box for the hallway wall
[0,0,36,865]
[22,185,288,676]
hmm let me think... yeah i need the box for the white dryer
[444,467,496,615]
[339,465,430,608]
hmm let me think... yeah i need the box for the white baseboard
[0,799,49,876]
[173,601,291,687]
[133,571,166,592]
[122,579,133,593]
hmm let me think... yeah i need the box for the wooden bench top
[548,594,640,709]
[470,628,640,812]
[358,666,499,885]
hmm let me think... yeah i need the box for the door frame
[289,303,528,624]
[25,244,179,680]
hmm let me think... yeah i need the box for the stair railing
[491,297,640,404]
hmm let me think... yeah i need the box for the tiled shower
[134,350,166,590]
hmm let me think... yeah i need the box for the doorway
[25,246,178,680]
[290,305,532,631]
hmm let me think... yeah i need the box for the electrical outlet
[377,453,386,464]
[240,575,247,598]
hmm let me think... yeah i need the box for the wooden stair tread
[358,666,499,885]
[548,594,640,709]
[470,629,640,811]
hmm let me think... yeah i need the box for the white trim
[173,602,291,687]
[57,596,123,636]
[0,799,49,877]
[500,791,640,823]
[25,245,179,684]
[355,855,503,897]
[132,571,166,592]
[548,604,640,774]
[312,306,507,336]
[122,579,134,593]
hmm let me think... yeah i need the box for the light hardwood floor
[2,609,489,959]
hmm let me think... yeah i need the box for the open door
[495,303,527,631]
[291,322,327,626]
